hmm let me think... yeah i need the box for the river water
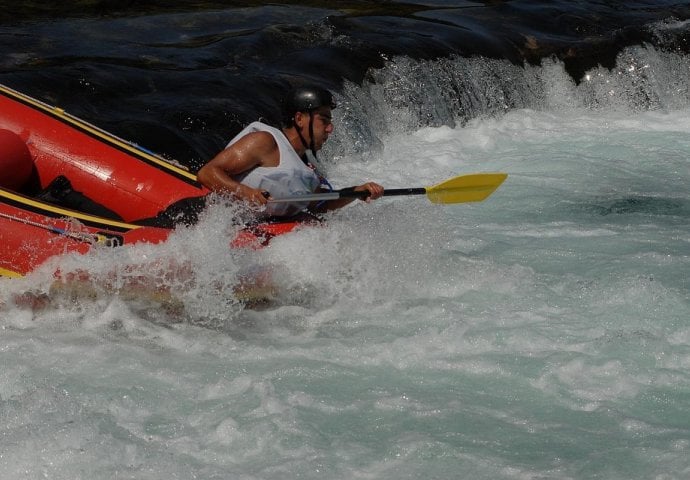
[1,2,690,479]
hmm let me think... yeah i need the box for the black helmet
[282,85,336,126]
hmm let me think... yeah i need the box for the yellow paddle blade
[425,173,508,204]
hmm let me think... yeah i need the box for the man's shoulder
[230,122,278,147]
[245,121,281,135]
[243,129,277,145]
[232,127,279,158]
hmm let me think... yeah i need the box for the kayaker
[196,85,384,218]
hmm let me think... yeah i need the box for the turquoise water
[1,48,690,478]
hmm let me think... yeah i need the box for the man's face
[296,107,333,151]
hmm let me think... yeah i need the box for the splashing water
[1,46,689,479]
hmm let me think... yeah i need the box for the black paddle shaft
[339,187,426,199]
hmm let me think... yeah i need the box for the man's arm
[197,131,278,205]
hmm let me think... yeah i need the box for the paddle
[269,173,508,205]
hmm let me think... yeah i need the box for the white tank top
[229,121,320,217]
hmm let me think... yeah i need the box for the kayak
[0,84,301,291]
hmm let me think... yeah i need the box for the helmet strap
[308,111,317,159]
[294,111,319,162]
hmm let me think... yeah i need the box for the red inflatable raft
[0,84,300,280]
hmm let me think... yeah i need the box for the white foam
[2,46,690,480]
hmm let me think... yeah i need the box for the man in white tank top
[197,86,383,218]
